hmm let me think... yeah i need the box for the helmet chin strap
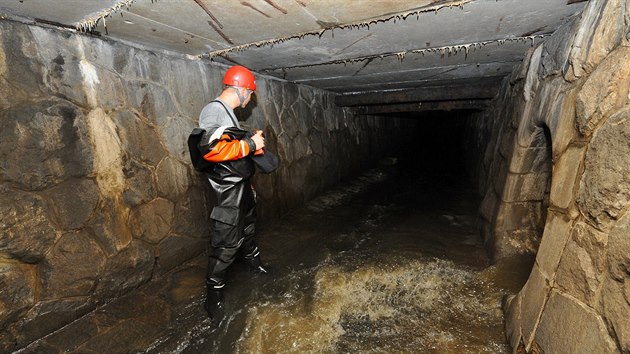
[233,87,247,107]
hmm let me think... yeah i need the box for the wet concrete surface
[15,160,533,354]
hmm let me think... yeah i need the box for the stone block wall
[0,20,416,351]
[470,0,630,352]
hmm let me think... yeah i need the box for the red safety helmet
[223,65,256,91]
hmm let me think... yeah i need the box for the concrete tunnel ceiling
[0,0,587,112]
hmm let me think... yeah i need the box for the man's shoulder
[201,100,226,112]
[201,100,230,117]
[199,100,233,129]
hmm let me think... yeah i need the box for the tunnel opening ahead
[384,107,555,267]
[379,109,477,190]
[371,107,547,288]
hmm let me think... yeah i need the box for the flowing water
[145,159,533,354]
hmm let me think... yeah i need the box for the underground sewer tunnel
[1,0,629,353]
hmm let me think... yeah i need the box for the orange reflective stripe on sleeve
[203,134,250,162]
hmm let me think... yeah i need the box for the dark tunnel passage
[392,110,473,184]
[138,109,523,353]
[19,108,531,353]
[169,109,533,353]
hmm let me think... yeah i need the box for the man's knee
[210,237,243,261]
[243,223,255,237]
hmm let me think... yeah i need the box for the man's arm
[203,131,265,162]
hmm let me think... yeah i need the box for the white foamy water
[236,258,508,353]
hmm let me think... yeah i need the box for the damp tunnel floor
[19,153,534,354]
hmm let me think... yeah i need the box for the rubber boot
[205,287,225,325]
[244,254,271,275]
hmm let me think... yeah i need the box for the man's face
[240,87,254,108]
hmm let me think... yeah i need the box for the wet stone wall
[470,0,630,352]
[0,20,416,351]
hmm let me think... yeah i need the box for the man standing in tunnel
[198,65,270,324]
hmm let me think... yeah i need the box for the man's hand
[251,130,265,151]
